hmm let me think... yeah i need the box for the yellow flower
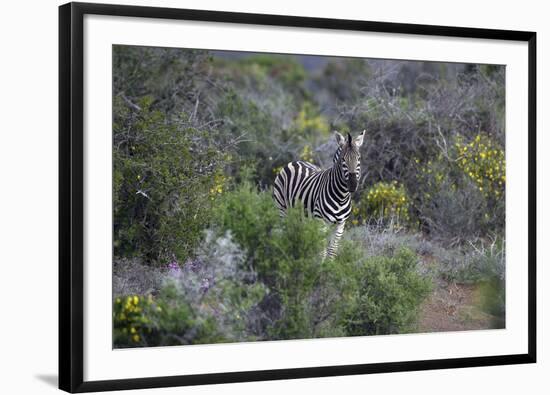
[132,334,140,342]
[133,295,139,305]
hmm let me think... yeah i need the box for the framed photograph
[59,2,536,392]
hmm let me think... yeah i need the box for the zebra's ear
[334,131,346,147]
[354,130,366,147]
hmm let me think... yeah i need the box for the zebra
[273,130,365,259]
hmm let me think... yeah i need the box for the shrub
[355,181,410,225]
[213,182,281,267]
[415,170,490,241]
[338,247,432,336]
[114,289,226,348]
[263,205,328,339]
[478,278,505,328]
[411,133,505,240]
[455,133,505,199]
[113,258,164,296]
[167,230,267,341]
[328,62,505,240]
[113,231,267,347]
[113,95,228,264]
[113,295,160,346]
[233,54,308,99]
[214,184,329,339]
[292,101,330,139]
[214,185,431,340]
[113,291,224,348]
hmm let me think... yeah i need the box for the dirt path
[417,282,496,333]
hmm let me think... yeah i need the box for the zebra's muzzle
[347,174,358,192]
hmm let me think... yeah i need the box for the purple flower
[185,258,201,272]
[200,278,210,293]
[167,261,181,276]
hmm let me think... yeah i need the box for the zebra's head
[335,130,365,192]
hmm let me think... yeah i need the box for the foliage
[213,182,281,266]
[338,247,432,336]
[292,101,331,139]
[112,46,234,264]
[113,258,164,296]
[261,205,329,339]
[113,291,225,348]
[214,185,431,340]
[411,132,505,240]
[478,278,505,328]
[235,55,308,99]
[113,97,227,263]
[113,231,267,347]
[113,295,159,346]
[455,133,505,199]
[354,181,410,225]
[332,61,505,237]
[214,184,328,339]
[112,46,506,345]
[313,58,372,104]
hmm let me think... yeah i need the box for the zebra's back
[273,160,321,216]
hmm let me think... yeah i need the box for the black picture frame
[59,2,537,392]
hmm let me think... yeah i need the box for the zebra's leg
[272,184,288,218]
[326,221,346,259]
[319,222,330,261]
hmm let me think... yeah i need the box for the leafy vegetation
[339,247,432,336]
[112,46,506,347]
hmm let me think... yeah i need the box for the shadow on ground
[35,374,58,388]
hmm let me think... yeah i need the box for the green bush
[213,182,281,267]
[412,133,505,240]
[111,47,505,342]
[214,185,431,340]
[236,55,308,99]
[113,230,267,348]
[214,183,328,339]
[264,204,329,339]
[478,278,505,329]
[338,247,432,336]
[113,295,158,346]
[113,97,227,263]
[354,181,411,226]
[113,292,225,348]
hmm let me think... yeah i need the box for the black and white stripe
[273,130,365,258]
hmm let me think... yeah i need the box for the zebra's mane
[332,146,343,165]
